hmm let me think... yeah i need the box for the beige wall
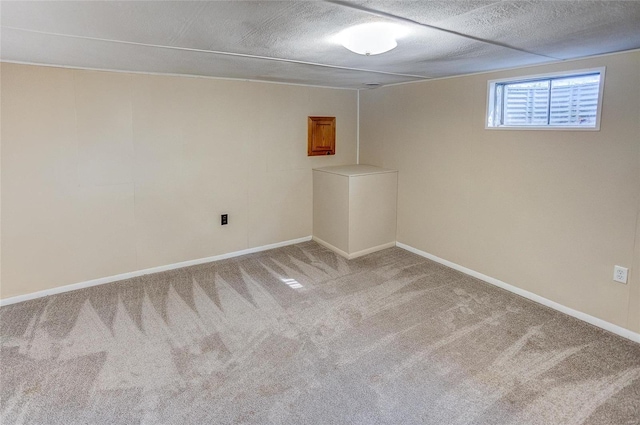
[312,166,398,257]
[1,63,357,298]
[360,51,640,333]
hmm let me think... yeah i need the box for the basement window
[486,68,605,130]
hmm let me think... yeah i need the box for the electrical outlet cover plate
[613,266,628,284]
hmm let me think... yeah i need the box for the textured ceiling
[2,1,640,89]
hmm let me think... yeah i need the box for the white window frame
[486,67,606,131]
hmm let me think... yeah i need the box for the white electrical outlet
[613,266,628,284]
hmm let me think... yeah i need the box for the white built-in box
[313,165,397,259]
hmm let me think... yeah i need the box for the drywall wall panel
[249,83,357,248]
[349,172,397,254]
[73,71,138,280]
[1,65,83,292]
[312,170,350,254]
[360,51,640,333]
[74,71,134,186]
[0,63,357,298]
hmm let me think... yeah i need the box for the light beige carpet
[1,241,639,424]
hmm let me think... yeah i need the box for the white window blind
[487,69,604,130]
[503,80,550,126]
[549,75,600,126]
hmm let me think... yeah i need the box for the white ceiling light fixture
[336,22,408,56]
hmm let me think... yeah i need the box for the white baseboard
[396,242,640,344]
[312,236,395,259]
[312,236,350,258]
[349,242,397,259]
[0,236,312,307]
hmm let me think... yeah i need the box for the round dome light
[336,22,408,56]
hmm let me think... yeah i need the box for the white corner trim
[396,242,640,344]
[312,236,351,259]
[349,242,396,259]
[0,236,312,307]
[312,236,395,260]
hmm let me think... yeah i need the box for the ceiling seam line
[0,26,433,80]
[0,59,363,91]
[323,0,563,61]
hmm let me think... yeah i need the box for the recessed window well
[486,68,605,130]
[335,22,408,56]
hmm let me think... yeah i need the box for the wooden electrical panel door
[308,116,336,156]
